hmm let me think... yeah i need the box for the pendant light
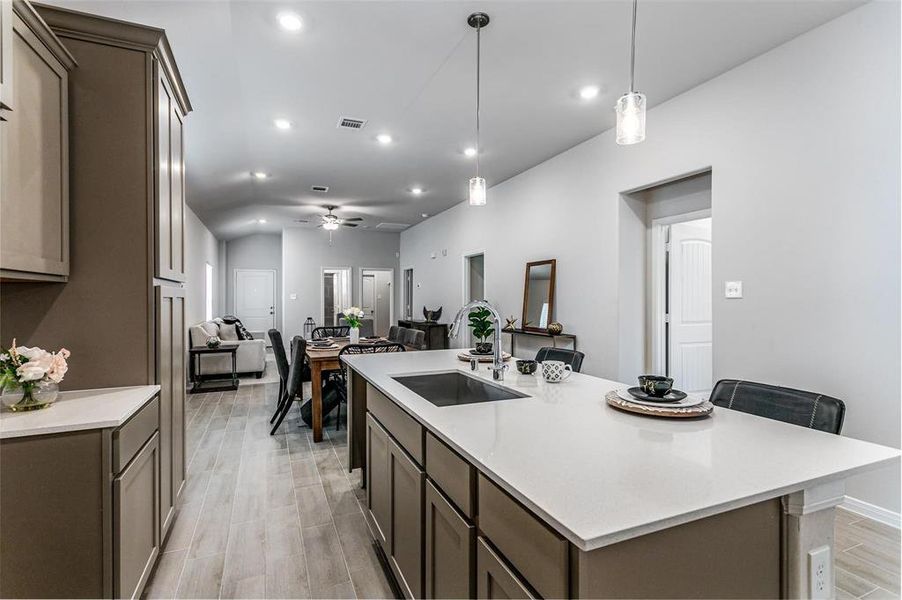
[467,12,489,205]
[616,0,646,145]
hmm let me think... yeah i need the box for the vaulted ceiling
[47,0,864,239]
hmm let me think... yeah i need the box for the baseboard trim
[841,495,901,529]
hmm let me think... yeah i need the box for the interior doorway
[462,251,486,347]
[360,268,393,337]
[321,267,351,326]
[233,269,276,339]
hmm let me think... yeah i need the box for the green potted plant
[468,307,495,354]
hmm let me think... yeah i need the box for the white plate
[615,388,706,408]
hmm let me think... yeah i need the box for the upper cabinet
[0,0,75,282]
[156,64,187,282]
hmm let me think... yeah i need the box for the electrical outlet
[725,281,743,299]
[808,545,831,599]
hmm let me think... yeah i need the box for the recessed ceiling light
[463,147,477,158]
[257,218,267,224]
[376,134,393,145]
[277,12,302,32]
[273,118,292,130]
[421,213,429,218]
[252,171,268,179]
[410,187,423,195]
[579,85,600,100]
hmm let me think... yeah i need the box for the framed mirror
[522,259,556,332]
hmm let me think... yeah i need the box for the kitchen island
[343,349,899,599]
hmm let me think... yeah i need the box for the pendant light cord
[629,0,638,93]
[475,21,481,178]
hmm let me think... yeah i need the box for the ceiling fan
[295,205,363,231]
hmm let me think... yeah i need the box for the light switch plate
[289,293,297,300]
[725,281,743,299]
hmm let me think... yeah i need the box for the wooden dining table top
[304,337,389,361]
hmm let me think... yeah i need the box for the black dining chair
[334,343,406,430]
[387,325,401,343]
[268,329,291,424]
[535,347,585,373]
[401,328,425,350]
[270,336,309,435]
[311,326,350,340]
[709,379,845,435]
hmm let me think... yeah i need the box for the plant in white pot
[344,307,365,344]
[0,340,71,411]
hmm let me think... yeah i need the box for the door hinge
[664,242,671,252]
[664,313,670,323]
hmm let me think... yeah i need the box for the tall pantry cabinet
[0,2,192,547]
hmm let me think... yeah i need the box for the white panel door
[361,273,376,324]
[669,219,712,394]
[234,269,275,336]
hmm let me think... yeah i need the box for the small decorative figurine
[503,316,518,331]
[546,322,564,335]
[423,306,443,322]
[206,336,222,349]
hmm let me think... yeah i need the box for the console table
[503,328,576,357]
[398,319,449,350]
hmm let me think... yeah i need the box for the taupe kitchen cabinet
[156,285,186,538]
[366,413,392,548]
[425,480,476,600]
[0,0,74,282]
[156,71,186,282]
[0,393,161,599]
[476,537,535,600]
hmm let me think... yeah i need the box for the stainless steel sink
[391,371,529,407]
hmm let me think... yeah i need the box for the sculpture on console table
[422,306,443,322]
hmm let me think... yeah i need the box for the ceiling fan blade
[343,223,359,228]
[294,219,310,223]
[344,217,363,222]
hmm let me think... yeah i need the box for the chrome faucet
[450,300,507,381]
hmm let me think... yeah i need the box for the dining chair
[401,328,424,349]
[388,325,401,342]
[409,329,426,350]
[267,329,290,424]
[334,343,406,430]
[709,379,845,434]
[270,336,308,435]
[535,347,585,373]
[311,326,350,340]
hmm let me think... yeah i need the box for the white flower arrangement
[343,307,365,329]
[0,339,70,388]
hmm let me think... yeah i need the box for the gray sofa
[189,319,267,378]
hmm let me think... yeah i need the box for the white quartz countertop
[344,350,900,551]
[0,385,161,439]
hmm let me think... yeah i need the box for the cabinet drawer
[476,537,535,600]
[368,384,423,465]
[426,480,475,599]
[113,396,160,474]
[426,431,475,518]
[477,474,568,600]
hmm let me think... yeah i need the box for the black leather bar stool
[710,379,845,434]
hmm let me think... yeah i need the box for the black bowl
[638,375,673,397]
[516,360,538,375]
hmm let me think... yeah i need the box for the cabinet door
[476,537,535,600]
[366,413,391,549]
[0,9,69,280]
[156,285,186,538]
[389,437,424,599]
[155,73,186,282]
[0,0,12,112]
[114,432,161,600]
[425,480,475,599]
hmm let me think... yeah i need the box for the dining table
[305,337,393,442]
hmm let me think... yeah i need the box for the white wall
[184,206,221,327]
[225,233,283,331]
[281,227,401,341]
[401,2,900,512]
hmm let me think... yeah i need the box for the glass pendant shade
[323,221,339,231]
[468,176,487,206]
[616,91,646,145]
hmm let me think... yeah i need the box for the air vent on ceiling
[337,117,367,130]
[375,222,410,231]
[311,185,329,193]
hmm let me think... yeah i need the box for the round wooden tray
[457,350,512,362]
[605,390,713,418]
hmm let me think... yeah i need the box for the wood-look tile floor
[143,382,394,599]
[145,381,900,599]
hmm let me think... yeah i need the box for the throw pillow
[189,325,211,348]
[219,323,240,341]
[200,321,219,337]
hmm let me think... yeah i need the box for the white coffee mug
[541,360,572,383]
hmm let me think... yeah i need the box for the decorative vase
[546,322,564,335]
[350,327,360,344]
[1,381,59,412]
[474,342,493,355]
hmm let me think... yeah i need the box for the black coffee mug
[638,375,673,397]
[516,359,537,375]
